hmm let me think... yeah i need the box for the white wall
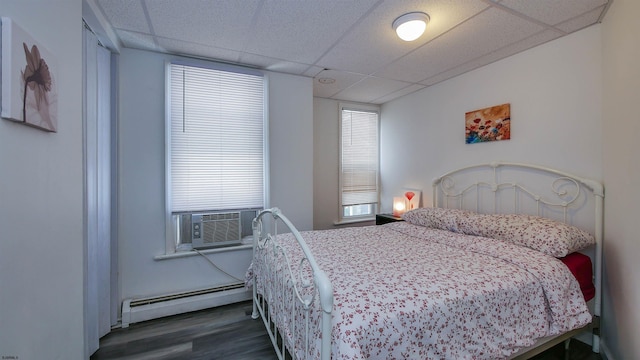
[269,72,314,231]
[601,0,640,358]
[313,97,340,229]
[0,1,85,359]
[380,25,603,212]
[117,48,313,302]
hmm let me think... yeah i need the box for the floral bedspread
[247,222,591,360]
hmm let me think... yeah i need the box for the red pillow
[559,252,594,302]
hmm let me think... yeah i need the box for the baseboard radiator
[121,282,250,328]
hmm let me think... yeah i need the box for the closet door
[96,39,112,341]
[83,26,112,356]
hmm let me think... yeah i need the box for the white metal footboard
[251,208,333,360]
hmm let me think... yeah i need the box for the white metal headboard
[432,161,604,351]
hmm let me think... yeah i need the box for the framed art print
[1,17,58,132]
[465,103,510,144]
[403,188,421,211]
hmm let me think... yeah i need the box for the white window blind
[341,108,379,209]
[170,63,264,213]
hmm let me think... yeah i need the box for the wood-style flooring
[91,301,602,360]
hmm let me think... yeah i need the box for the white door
[83,26,112,356]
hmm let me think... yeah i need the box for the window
[167,62,265,251]
[339,105,380,221]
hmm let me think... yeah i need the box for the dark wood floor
[91,301,602,360]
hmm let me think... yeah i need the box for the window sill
[154,243,253,261]
[333,217,375,226]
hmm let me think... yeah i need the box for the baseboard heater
[121,282,249,328]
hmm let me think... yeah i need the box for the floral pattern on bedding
[247,222,591,360]
[402,207,595,257]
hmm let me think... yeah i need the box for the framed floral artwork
[1,17,58,132]
[403,188,421,211]
[465,103,510,144]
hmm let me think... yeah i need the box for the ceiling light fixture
[392,12,430,42]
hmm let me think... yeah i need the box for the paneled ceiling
[87,0,610,104]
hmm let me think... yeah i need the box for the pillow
[402,207,595,257]
[401,207,472,233]
[466,213,595,257]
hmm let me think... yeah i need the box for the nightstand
[376,213,404,225]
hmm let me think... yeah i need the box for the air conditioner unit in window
[191,212,241,249]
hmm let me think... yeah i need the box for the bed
[247,162,603,360]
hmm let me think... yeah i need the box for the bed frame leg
[592,315,601,353]
[251,302,259,319]
[563,338,571,360]
[251,287,260,320]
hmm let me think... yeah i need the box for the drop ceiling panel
[145,0,262,51]
[239,53,311,75]
[373,84,426,104]
[303,65,327,78]
[555,5,607,33]
[498,0,608,26]
[116,30,161,52]
[376,7,546,83]
[89,0,611,104]
[96,0,151,33]
[334,76,414,104]
[312,70,367,99]
[244,0,380,64]
[155,38,241,63]
[317,0,489,75]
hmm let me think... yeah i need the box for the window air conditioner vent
[191,212,241,249]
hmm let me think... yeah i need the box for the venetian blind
[341,108,379,206]
[170,63,265,213]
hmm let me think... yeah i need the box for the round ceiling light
[392,12,430,42]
